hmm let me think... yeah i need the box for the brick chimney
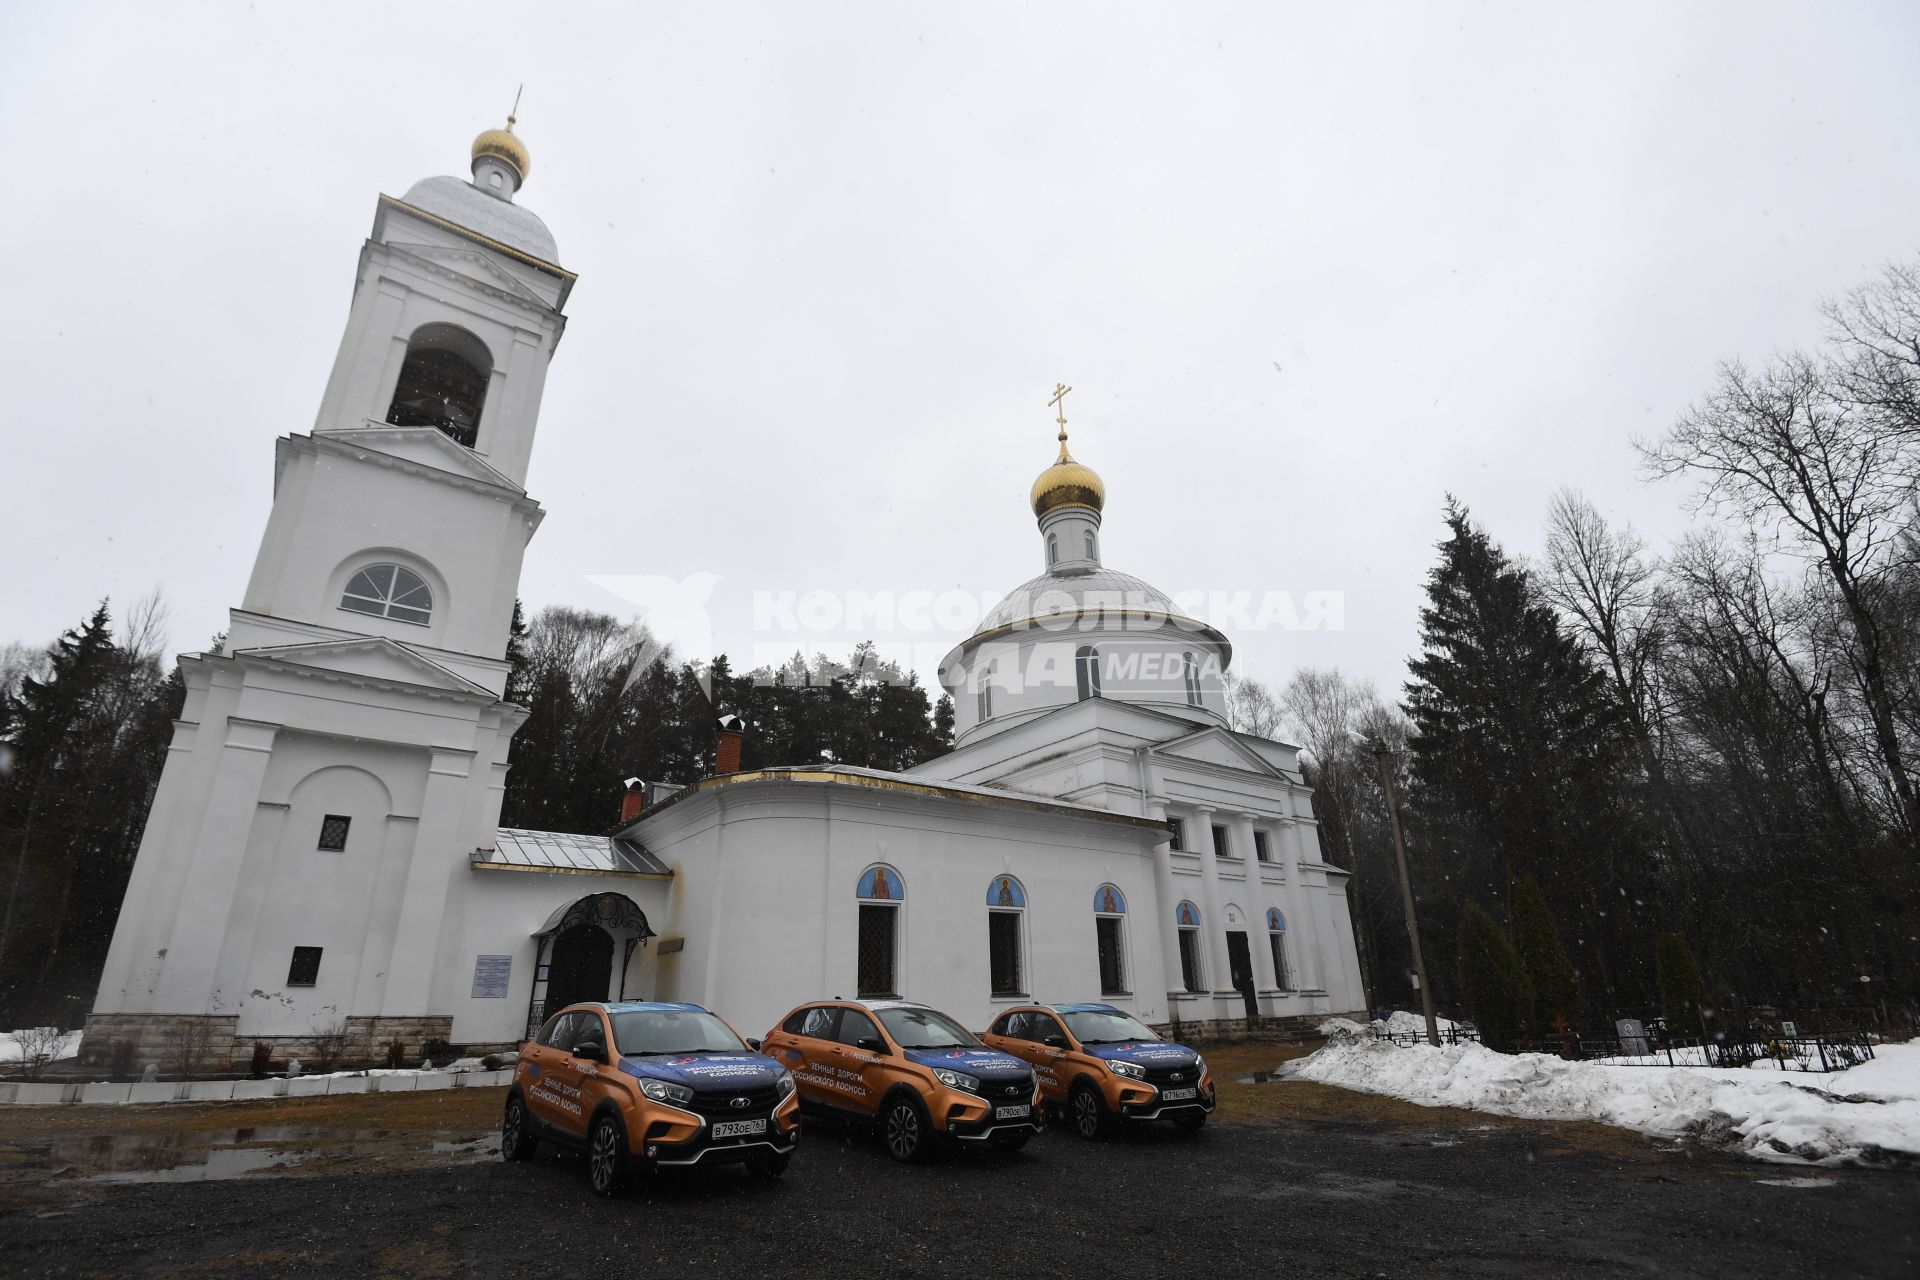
[715,714,745,775]
[619,776,645,824]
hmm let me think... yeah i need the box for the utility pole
[1372,739,1439,1047]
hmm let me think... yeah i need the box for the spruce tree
[1656,931,1710,1038]
[1457,900,1534,1052]
[1509,871,1581,1029]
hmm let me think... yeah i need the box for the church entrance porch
[523,893,653,1037]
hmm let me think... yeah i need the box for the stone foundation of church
[1151,1010,1364,1043]
[78,1013,458,1071]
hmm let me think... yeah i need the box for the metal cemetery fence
[1546,1029,1875,1073]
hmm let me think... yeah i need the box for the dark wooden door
[544,922,613,1013]
[1227,931,1258,1020]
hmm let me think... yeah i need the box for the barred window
[1253,830,1271,862]
[1096,915,1126,995]
[1212,823,1232,858]
[857,904,898,998]
[1166,817,1186,851]
[989,912,1023,997]
[317,814,351,852]
[287,946,323,987]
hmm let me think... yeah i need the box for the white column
[1144,798,1182,998]
[1279,812,1321,991]
[379,746,475,1015]
[1192,805,1232,998]
[151,717,281,1012]
[1231,812,1265,994]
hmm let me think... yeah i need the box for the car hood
[901,1047,1032,1079]
[1081,1042,1201,1069]
[617,1053,787,1091]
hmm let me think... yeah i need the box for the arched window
[1175,900,1205,993]
[987,874,1027,997]
[976,663,994,723]
[386,323,492,448]
[1075,645,1102,701]
[1093,883,1127,995]
[340,564,433,625]
[1083,530,1097,560]
[1182,651,1202,706]
[1047,532,1059,566]
[856,865,904,998]
[1267,908,1290,990]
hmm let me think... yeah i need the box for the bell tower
[86,120,576,1064]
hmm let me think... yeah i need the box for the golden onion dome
[471,123,530,182]
[1030,436,1106,517]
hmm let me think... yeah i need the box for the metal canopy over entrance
[523,893,654,1037]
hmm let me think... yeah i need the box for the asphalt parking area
[3,1043,1917,1278]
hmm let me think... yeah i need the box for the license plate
[1161,1087,1198,1102]
[711,1119,766,1139]
[994,1104,1031,1120]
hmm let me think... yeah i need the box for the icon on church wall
[1096,883,1125,914]
[988,875,1025,908]
[1267,908,1286,931]
[1177,900,1199,927]
[858,864,903,901]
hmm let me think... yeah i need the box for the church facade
[83,124,1365,1065]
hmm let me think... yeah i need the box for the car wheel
[988,1130,1030,1153]
[1070,1083,1112,1140]
[882,1095,930,1164]
[501,1095,538,1162]
[588,1114,629,1197]
[746,1150,792,1178]
[1173,1111,1208,1132]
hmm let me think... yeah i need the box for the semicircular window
[340,564,433,625]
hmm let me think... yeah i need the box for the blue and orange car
[505,1000,801,1194]
[758,998,1043,1162]
[983,1002,1214,1138]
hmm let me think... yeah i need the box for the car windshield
[876,1006,982,1050]
[1061,1008,1162,1044]
[609,1009,747,1056]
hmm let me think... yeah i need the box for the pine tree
[1405,499,1635,1007]
[1457,899,1534,1052]
[1509,871,1581,1028]
[1656,931,1710,1038]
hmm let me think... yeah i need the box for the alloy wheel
[502,1100,523,1158]
[885,1101,922,1161]
[590,1120,621,1193]
[1074,1089,1101,1138]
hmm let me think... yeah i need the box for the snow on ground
[0,1030,81,1064]
[1316,1011,1463,1038]
[1281,1033,1920,1166]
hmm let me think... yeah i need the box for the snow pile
[1316,1010,1463,1038]
[1280,1035,1920,1165]
[0,1029,81,1064]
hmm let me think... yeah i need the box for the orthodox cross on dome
[508,83,524,131]
[1048,382,1073,452]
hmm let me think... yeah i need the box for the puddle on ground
[1756,1176,1838,1188]
[42,1126,494,1184]
[1233,1071,1274,1084]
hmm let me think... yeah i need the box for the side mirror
[746,1037,763,1052]
[1042,1035,1067,1049]
[573,1041,605,1063]
[855,1036,887,1054]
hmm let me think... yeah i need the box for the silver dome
[399,176,560,264]
[977,567,1188,634]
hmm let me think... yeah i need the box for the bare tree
[1221,670,1283,738]
[10,1025,66,1080]
[309,1018,351,1073]
[1643,354,1920,848]
[159,1015,214,1080]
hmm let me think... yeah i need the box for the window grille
[1096,916,1126,994]
[988,912,1023,996]
[857,904,897,997]
[318,815,351,852]
[340,564,433,625]
[1166,817,1186,851]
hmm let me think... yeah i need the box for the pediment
[316,425,523,492]
[1155,727,1285,778]
[236,636,493,697]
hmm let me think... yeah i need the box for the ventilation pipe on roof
[619,776,646,824]
[715,714,746,775]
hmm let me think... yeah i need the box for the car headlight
[1107,1059,1147,1080]
[639,1078,694,1105]
[1195,1055,1208,1080]
[775,1069,797,1099]
[934,1068,981,1093]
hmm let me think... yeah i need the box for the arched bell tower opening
[385,322,493,447]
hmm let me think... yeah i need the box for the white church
[84,120,1366,1065]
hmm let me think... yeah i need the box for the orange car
[983,1002,1214,1138]
[758,999,1042,1162]
[504,1000,801,1195]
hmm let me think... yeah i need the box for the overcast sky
[5,3,1918,706]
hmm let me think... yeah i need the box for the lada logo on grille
[729,1096,750,1109]
[1171,1072,1187,1082]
